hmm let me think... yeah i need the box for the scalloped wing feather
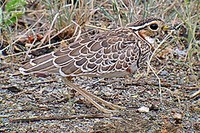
[20,28,143,77]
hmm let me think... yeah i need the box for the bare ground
[0,56,199,132]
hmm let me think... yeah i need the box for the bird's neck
[134,30,155,45]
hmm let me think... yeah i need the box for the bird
[19,17,168,113]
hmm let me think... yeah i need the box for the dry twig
[10,114,111,123]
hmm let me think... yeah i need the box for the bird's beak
[162,25,169,31]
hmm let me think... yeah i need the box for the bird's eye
[150,24,158,30]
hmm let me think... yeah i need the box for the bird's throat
[144,36,155,44]
[138,31,155,44]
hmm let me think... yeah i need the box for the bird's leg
[79,87,126,110]
[87,78,126,110]
[63,78,125,113]
[63,78,117,113]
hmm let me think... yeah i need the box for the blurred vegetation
[0,0,27,28]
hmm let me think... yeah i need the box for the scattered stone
[174,48,186,56]
[137,106,149,113]
[149,104,159,111]
[2,86,22,93]
[188,75,198,81]
[160,70,169,76]
[173,113,182,120]
[131,95,138,98]
[94,90,99,95]
[104,91,112,96]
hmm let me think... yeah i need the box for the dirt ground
[1,55,199,132]
[0,0,199,133]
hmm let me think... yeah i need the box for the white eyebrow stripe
[128,21,158,30]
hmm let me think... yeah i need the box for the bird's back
[19,27,152,78]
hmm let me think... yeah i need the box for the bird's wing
[19,28,141,77]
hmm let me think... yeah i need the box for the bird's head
[127,17,168,44]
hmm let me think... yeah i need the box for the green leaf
[4,11,23,26]
[0,8,2,25]
[5,0,27,12]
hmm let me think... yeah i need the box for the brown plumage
[19,17,167,113]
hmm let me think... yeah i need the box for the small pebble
[131,95,138,98]
[94,91,99,95]
[160,70,169,76]
[138,106,149,113]
[173,113,182,120]
[104,91,112,96]
[188,75,198,81]
[174,48,186,56]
